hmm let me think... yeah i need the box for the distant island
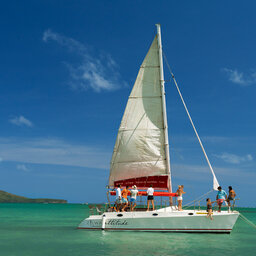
[0,190,67,203]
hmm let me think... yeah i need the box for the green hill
[0,190,67,203]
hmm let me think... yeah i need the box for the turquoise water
[0,204,255,256]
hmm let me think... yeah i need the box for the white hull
[78,207,239,233]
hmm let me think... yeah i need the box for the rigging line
[239,213,256,230]
[183,189,214,209]
[162,51,219,190]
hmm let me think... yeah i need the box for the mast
[156,24,172,192]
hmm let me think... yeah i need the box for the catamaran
[78,24,239,233]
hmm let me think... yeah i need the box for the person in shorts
[130,185,139,211]
[216,186,227,212]
[147,184,154,211]
[121,186,130,212]
[227,186,236,207]
[115,184,122,212]
[176,185,186,211]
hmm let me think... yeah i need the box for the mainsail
[109,34,171,190]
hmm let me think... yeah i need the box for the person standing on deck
[115,184,122,212]
[216,186,227,212]
[176,185,186,211]
[147,185,155,211]
[227,186,236,208]
[121,186,130,212]
[130,185,139,211]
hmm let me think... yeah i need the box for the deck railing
[87,194,178,215]
[189,198,239,212]
[86,195,239,215]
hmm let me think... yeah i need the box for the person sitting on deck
[216,186,227,212]
[226,186,236,208]
[115,184,122,212]
[147,184,155,211]
[176,185,186,211]
[130,185,139,211]
[206,198,216,220]
[121,186,130,212]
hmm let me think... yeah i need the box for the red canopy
[114,176,169,190]
[110,191,177,197]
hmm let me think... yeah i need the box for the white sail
[109,36,169,189]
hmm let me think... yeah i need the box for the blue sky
[0,1,256,206]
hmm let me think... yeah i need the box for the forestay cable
[163,52,220,191]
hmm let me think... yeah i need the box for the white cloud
[246,154,253,161]
[201,136,232,144]
[43,29,124,92]
[0,157,3,162]
[171,135,236,145]
[214,152,253,164]
[0,137,110,169]
[222,68,256,86]
[172,163,255,184]
[43,29,87,54]
[9,115,33,127]
[17,164,29,172]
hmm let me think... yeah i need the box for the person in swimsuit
[176,185,186,211]
[226,186,236,207]
[147,185,154,211]
[216,186,227,212]
[206,198,216,220]
[121,186,130,212]
[130,185,139,211]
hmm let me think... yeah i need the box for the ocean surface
[0,203,255,256]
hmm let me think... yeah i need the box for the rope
[183,189,214,209]
[163,51,219,191]
[239,213,256,230]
